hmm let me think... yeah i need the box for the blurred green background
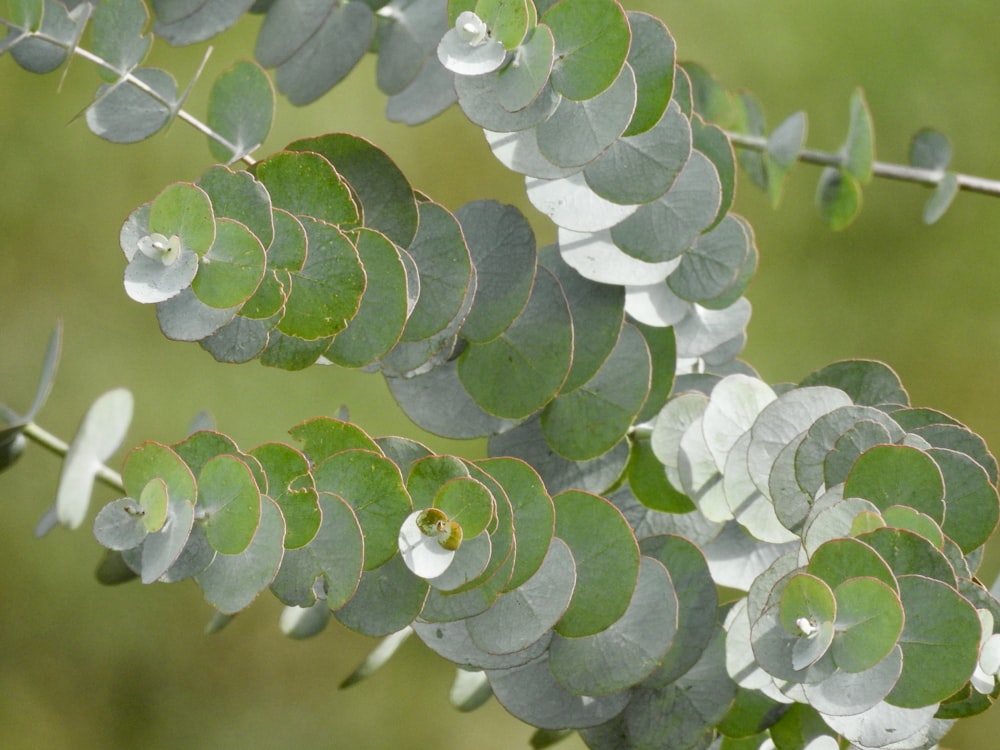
[3,2,1000,748]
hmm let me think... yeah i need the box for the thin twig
[23,422,126,492]
[726,131,1000,197]
[3,21,256,167]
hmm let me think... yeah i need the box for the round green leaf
[195,496,285,614]
[286,133,419,248]
[122,440,197,506]
[553,489,639,637]
[458,266,572,418]
[312,449,412,570]
[198,454,262,555]
[323,228,410,367]
[542,0,630,101]
[844,444,945,522]
[885,575,981,708]
[929,447,1000,553]
[197,165,274,249]
[149,182,215,256]
[541,322,651,461]
[476,456,555,591]
[277,217,365,340]
[807,537,897,592]
[255,150,359,226]
[190,218,266,309]
[622,11,674,136]
[815,167,861,231]
[832,576,903,673]
[433,477,495,539]
[249,442,319,550]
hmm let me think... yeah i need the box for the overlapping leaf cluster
[441,0,757,365]
[92,409,737,747]
[650,361,1000,747]
[6,2,1000,750]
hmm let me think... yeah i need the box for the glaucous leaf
[909,127,951,171]
[610,149,722,263]
[195,496,285,614]
[458,266,571,418]
[494,23,554,112]
[549,556,677,695]
[529,173,638,233]
[267,0,375,105]
[541,323,651,461]
[86,67,177,143]
[206,59,275,163]
[455,55,561,131]
[91,0,151,80]
[152,0,253,44]
[399,202,474,342]
[923,173,959,225]
[583,99,690,205]
[535,63,636,168]
[456,200,537,343]
[55,388,134,530]
[486,651,630,729]
[333,554,429,636]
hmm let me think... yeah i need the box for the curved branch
[726,131,1000,197]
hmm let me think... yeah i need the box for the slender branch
[2,21,256,167]
[726,131,1000,197]
[22,422,126,493]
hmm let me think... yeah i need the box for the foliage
[3,1,1000,749]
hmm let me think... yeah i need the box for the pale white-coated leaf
[528,173,638,232]
[702,374,776,471]
[279,601,331,639]
[624,282,691,327]
[673,298,751,358]
[558,227,679,286]
[56,388,134,529]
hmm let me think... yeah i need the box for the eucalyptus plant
[4,1,1000,749]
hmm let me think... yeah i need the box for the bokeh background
[3,1,1000,748]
